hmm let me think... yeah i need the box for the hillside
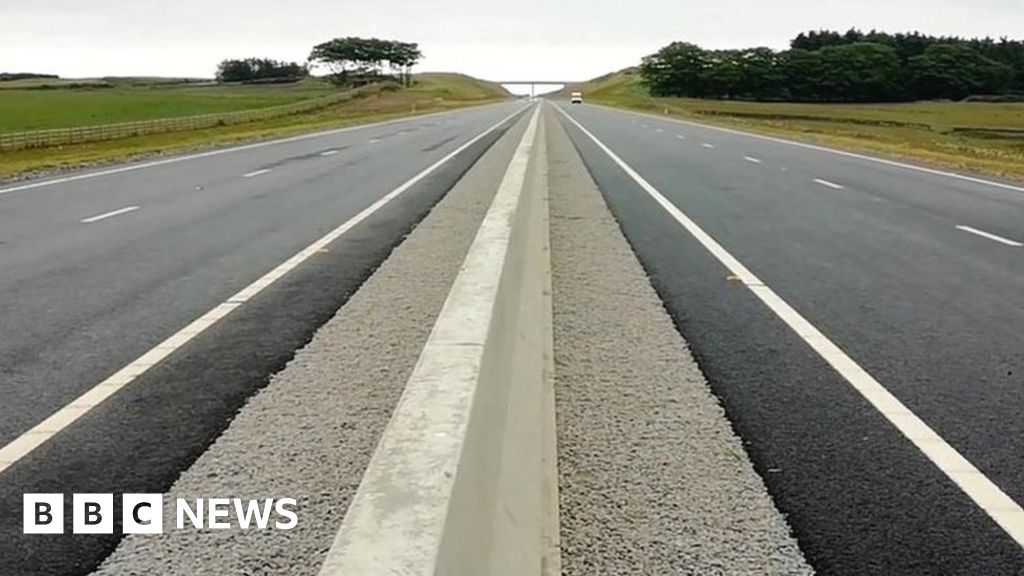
[412,73,511,101]
[0,72,512,178]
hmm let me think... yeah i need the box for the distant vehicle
[570,92,583,104]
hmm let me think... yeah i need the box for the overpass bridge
[489,79,583,96]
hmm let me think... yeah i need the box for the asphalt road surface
[554,101,1024,575]
[0,101,528,576]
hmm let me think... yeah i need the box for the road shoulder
[546,105,812,575]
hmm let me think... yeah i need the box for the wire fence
[0,85,382,151]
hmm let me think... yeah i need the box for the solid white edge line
[0,104,532,476]
[555,103,1024,550]
[596,103,1024,195]
[956,225,1024,247]
[243,169,271,178]
[81,205,140,223]
[0,102,516,197]
[814,178,845,190]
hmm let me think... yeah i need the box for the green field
[567,70,1024,180]
[0,73,511,178]
[0,78,340,132]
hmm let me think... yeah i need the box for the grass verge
[567,70,1024,181]
[0,73,511,180]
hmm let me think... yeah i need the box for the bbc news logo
[24,494,298,534]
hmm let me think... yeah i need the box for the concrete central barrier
[318,104,559,576]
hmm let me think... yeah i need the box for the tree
[308,37,422,86]
[639,42,709,97]
[781,49,826,101]
[817,43,903,101]
[908,44,1015,99]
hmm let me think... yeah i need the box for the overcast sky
[3,0,1022,90]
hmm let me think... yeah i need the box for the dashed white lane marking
[655,128,664,133]
[956,225,1023,247]
[320,150,340,157]
[743,156,762,164]
[369,138,381,144]
[243,169,271,178]
[814,178,844,189]
[81,205,140,223]
[603,105,1024,196]
[702,143,715,149]
[0,103,527,198]
[556,103,1024,551]
[0,105,531,477]
[676,135,686,140]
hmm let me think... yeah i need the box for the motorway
[554,102,1024,575]
[0,100,528,575]
[3,96,1024,575]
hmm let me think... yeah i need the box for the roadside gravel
[91,111,530,576]
[546,106,813,576]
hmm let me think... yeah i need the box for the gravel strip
[546,107,814,576]
[92,115,530,576]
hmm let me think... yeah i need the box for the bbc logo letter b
[24,494,64,534]
[73,494,113,534]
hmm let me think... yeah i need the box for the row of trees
[640,29,1023,102]
[792,29,1024,90]
[216,58,308,83]
[215,37,423,86]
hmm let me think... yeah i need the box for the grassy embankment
[0,73,511,178]
[564,70,1024,180]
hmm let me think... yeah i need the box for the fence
[0,85,385,151]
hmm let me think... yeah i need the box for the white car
[570,92,583,104]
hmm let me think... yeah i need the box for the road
[5,96,1024,575]
[0,100,528,575]
[554,101,1024,575]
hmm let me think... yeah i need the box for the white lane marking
[601,105,1024,195]
[320,150,340,157]
[956,225,1023,247]
[556,104,1024,550]
[81,205,140,223]
[369,138,381,144]
[318,106,542,575]
[0,105,531,476]
[702,143,715,149]
[743,156,762,164]
[814,178,845,189]
[243,169,271,178]
[655,128,664,133]
[0,103,525,198]
[675,135,686,140]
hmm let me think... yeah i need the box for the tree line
[640,29,1024,102]
[216,59,308,83]
[216,37,422,86]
